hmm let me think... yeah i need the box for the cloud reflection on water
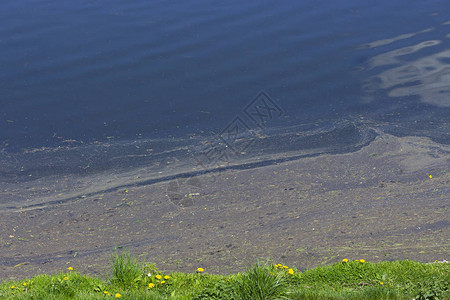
[360,23,450,108]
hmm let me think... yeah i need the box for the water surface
[1,0,449,208]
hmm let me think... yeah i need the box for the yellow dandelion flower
[283,265,288,269]
[197,267,204,273]
[63,277,69,280]
[155,274,162,280]
[360,259,365,263]
[161,280,165,284]
[22,282,27,286]
[288,268,294,275]
[164,275,170,280]
[148,283,155,288]
[277,264,282,268]
[67,267,73,271]
[429,175,432,179]
[380,282,384,285]
[10,285,15,289]
[342,258,348,263]
[115,293,121,298]
[104,291,109,294]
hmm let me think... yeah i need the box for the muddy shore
[1,133,449,281]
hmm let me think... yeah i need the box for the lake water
[1,0,450,208]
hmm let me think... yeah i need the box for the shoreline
[1,132,449,281]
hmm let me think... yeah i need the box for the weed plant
[231,260,288,299]
[108,250,145,289]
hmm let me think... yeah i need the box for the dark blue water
[1,0,450,207]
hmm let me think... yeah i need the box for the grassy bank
[1,252,448,299]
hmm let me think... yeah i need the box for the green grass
[227,259,289,300]
[108,250,146,289]
[1,254,448,299]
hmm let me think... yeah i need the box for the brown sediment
[0,133,449,281]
